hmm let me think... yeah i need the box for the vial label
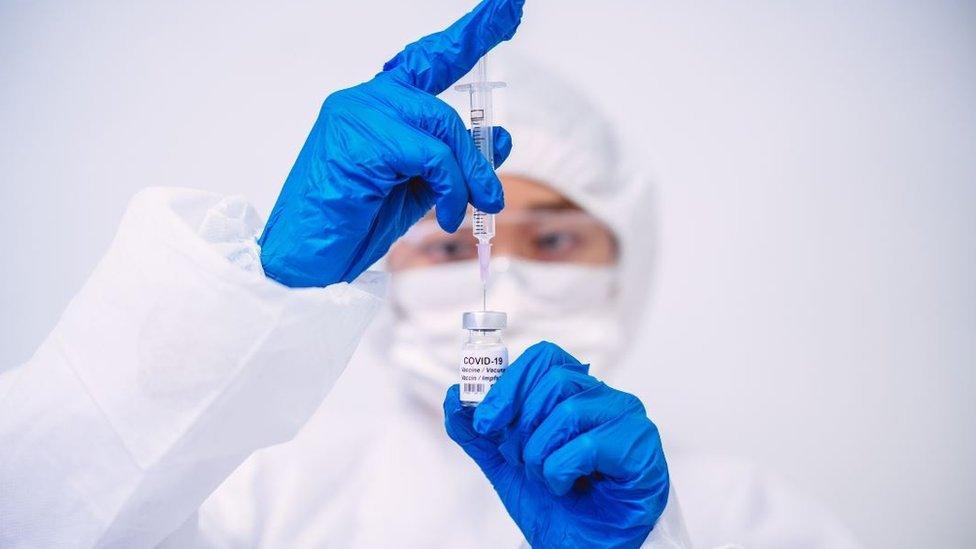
[459,347,509,405]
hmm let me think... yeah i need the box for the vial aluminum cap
[462,311,507,330]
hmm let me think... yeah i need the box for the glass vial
[460,311,509,407]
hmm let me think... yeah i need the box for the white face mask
[387,258,624,409]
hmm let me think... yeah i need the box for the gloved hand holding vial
[450,47,671,548]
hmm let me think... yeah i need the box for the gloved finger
[388,124,471,232]
[381,0,525,95]
[444,385,507,478]
[473,341,588,437]
[406,98,505,214]
[495,367,599,472]
[522,384,645,484]
[542,414,668,500]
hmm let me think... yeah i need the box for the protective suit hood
[481,51,657,346]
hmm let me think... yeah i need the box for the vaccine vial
[460,311,509,407]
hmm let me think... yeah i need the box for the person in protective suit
[0,0,858,547]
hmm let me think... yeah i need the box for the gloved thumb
[444,385,507,479]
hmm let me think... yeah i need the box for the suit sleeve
[0,187,387,548]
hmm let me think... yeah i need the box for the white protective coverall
[0,54,860,548]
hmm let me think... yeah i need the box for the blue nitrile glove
[259,0,525,287]
[444,342,670,549]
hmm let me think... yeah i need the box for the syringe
[456,55,505,310]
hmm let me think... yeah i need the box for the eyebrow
[418,197,582,222]
[525,197,583,212]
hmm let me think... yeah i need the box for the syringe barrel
[456,56,504,244]
[456,56,506,171]
[468,58,495,167]
[470,112,494,168]
[472,209,495,240]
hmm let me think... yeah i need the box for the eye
[532,230,581,259]
[421,238,477,263]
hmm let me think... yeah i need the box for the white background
[1,1,974,546]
